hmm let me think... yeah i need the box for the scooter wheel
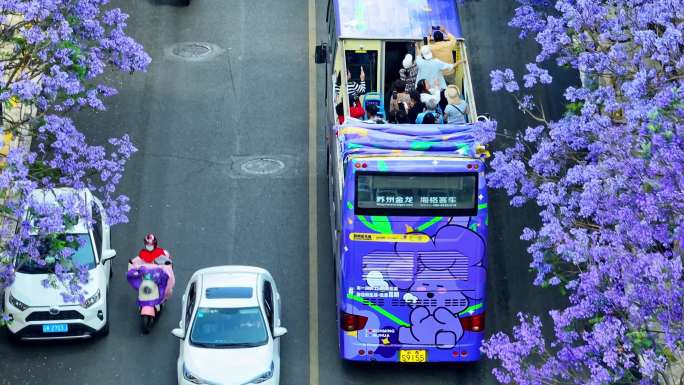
[141,315,154,334]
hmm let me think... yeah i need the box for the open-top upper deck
[333,0,462,40]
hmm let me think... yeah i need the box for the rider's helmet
[144,233,158,249]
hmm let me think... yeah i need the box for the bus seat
[362,92,385,119]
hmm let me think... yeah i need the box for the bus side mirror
[315,42,328,64]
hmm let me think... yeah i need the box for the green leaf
[72,64,87,79]
[11,36,27,49]
[564,101,584,116]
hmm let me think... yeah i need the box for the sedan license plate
[42,323,68,333]
[399,349,427,363]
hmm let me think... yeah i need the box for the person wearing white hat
[415,45,457,92]
[399,54,417,93]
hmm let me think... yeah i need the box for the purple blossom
[0,0,147,302]
[491,69,520,93]
[482,1,684,384]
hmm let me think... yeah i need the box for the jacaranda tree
[479,1,683,384]
[0,0,149,307]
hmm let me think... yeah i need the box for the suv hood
[9,271,101,307]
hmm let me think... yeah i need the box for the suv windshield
[190,307,268,348]
[16,234,97,274]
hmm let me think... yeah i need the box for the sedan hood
[183,343,273,385]
[9,271,101,307]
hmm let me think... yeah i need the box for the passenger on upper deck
[399,54,417,93]
[336,102,345,125]
[407,91,424,124]
[415,98,444,124]
[389,80,410,115]
[429,27,463,85]
[334,67,366,100]
[444,85,469,124]
[415,45,454,92]
[396,109,410,124]
[335,96,365,125]
[416,79,440,106]
[363,104,386,124]
[349,95,366,120]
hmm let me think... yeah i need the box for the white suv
[3,188,116,341]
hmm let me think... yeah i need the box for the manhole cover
[240,158,285,175]
[171,42,212,58]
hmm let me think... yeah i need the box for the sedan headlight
[82,289,101,309]
[246,361,274,384]
[183,363,208,384]
[8,293,29,311]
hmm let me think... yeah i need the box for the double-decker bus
[324,0,488,363]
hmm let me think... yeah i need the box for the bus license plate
[42,323,68,333]
[399,350,427,362]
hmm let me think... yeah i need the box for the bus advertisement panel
[328,124,488,363]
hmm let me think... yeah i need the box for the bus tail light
[460,313,485,332]
[341,311,368,331]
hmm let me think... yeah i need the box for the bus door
[341,40,382,119]
[383,41,417,116]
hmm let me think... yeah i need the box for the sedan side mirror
[101,249,116,264]
[273,326,288,338]
[171,328,185,339]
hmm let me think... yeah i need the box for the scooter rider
[137,233,171,264]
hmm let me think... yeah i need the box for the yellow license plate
[399,349,427,362]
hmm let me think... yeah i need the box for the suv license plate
[399,349,427,362]
[42,324,68,333]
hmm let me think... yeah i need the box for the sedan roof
[199,271,260,308]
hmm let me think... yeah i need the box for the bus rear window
[355,172,478,216]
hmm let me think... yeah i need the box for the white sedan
[173,266,287,385]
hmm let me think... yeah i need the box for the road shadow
[339,360,487,384]
[146,0,190,7]
[0,329,102,353]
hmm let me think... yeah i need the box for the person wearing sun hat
[444,85,469,124]
[399,54,417,93]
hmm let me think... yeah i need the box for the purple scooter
[126,256,175,334]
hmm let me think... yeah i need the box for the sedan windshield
[16,234,97,274]
[190,307,268,348]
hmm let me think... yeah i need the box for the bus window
[345,50,377,93]
[355,172,478,216]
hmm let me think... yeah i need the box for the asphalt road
[0,1,577,385]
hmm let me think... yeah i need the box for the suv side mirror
[273,326,288,338]
[101,249,116,263]
[171,328,185,339]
